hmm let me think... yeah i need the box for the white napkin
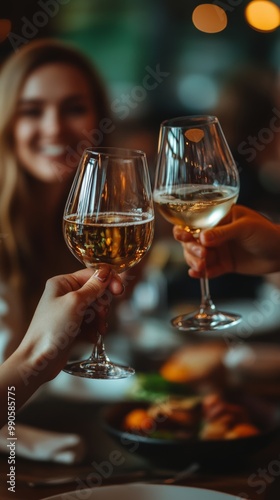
[0,423,86,463]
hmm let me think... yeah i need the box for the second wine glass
[63,147,154,379]
[153,115,241,332]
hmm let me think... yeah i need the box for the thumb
[200,220,245,247]
[75,265,112,302]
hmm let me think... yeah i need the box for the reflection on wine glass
[153,115,241,332]
[63,147,154,378]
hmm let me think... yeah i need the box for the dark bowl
[101,395,280,468]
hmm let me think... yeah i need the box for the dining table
[1,330,280,500]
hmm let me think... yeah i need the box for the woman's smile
[14,62,97,182]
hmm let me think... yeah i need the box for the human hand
[18,265,124,382]
[173,205,280,279]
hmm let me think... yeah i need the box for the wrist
[14,339,64,388]
[15,347,50,388]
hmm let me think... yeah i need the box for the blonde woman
[0,38,113,360]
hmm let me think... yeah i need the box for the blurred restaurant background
[1,0,280,127]
[2,0,280,344]
[1,8,280,491]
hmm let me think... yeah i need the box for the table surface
[1,336,280,500]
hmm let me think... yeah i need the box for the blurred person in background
[0,38,114,361]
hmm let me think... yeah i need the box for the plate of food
[41,483,245,500]
[102,388,280,465]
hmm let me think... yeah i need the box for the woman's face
[13,62,98,183]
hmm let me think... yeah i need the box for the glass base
[171,309,242,332]
[63,359,135,380]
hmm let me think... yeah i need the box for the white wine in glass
[63,147,154,378]
[153,115,241,331]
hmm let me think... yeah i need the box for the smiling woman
[0,38,113,361]
[14,62,97,182]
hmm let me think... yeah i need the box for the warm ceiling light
[0,19,11,43]
[245,1,280,32]
[192,4,227,34]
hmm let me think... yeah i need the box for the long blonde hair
[0,39,110,292]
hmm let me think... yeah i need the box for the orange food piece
[160,364,193,383]
[123,409,154,433]
[226,423,260,439]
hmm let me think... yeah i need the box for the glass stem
[89,332,111,364]
[199,277,215,312]
[195,231,216,313]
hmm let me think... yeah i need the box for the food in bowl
[122,393,260,440]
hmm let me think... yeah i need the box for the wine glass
[63,147,154,378]
[153,115,241,332]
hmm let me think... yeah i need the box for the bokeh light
[192,4,227,34]
[245,1,280,32]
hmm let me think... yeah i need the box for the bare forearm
[0,349,42,429]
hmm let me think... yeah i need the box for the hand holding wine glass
[63,147,154,378]
[153,115,241,331]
